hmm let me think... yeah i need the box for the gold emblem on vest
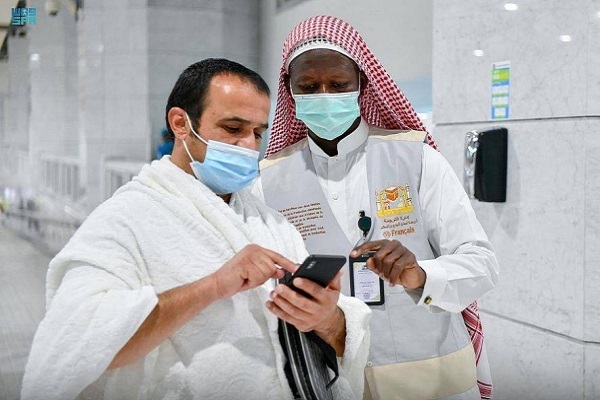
[375,184,414,218]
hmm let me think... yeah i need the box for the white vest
[261,128,480,399]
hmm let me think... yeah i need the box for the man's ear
[168,107,189,140]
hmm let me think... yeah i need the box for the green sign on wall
[491,61,510,119]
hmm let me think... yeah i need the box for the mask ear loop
[184,113,209,146]
[181,135,196,163]
[182,113,208,163]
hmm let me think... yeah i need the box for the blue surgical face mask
[292,82,360,141]
[182,114,259,195]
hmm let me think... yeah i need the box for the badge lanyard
[349,210,385,305]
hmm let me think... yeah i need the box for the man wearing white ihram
[21,58,370,400]
[254,15,500,400]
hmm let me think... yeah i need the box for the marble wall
[432,1,600,398]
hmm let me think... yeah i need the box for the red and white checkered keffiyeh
[265,15,436,156]
[267,16,492,400]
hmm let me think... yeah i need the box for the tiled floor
[0,224,50,400]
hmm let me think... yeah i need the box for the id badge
[349,251,384,306]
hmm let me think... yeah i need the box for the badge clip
[349,210,384,305]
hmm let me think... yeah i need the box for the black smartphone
[283,255,346,295]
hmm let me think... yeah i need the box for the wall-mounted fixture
[464,127,508,202]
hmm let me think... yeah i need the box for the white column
[27,0,79,188]
[78,0,150,207]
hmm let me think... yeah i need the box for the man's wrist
[315,307,346,355]
[203,273,227,302]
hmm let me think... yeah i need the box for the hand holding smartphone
[282,255,346,297]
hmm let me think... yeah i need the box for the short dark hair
[165,58,270,134]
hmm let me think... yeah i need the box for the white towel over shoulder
[21,157,370,400]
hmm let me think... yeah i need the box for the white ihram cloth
[21,156,370,400]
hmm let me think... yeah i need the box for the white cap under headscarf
[285,37,354,72]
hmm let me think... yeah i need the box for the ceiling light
[29,53,39,62]
[559,35,572,42]
[473,49,485,57]
[504,3,518,11]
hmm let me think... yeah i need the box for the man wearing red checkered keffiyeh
[256,15,498,400]
[266,16,436,157]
